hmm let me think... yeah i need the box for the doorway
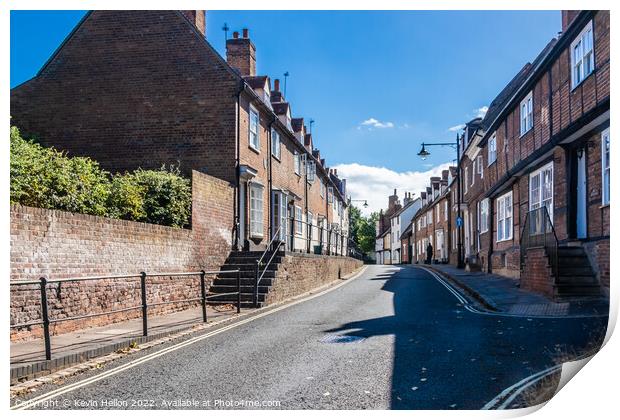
[576,148,588,239]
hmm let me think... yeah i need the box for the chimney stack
[181,11,206,37]
[274,79,280,92]
[226,28,256,76]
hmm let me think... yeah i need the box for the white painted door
[436,229,445,260]
[576,150,587,238]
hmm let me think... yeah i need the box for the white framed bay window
[249,183,264,238]
[478,198,489,233]
[496,191,513,242]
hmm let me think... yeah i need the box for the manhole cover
[320,334,366,344]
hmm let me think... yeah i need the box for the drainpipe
[234,83,244,251]
[267,116,276,246]
[488,197,494,273]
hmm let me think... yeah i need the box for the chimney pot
[243,28,249,38]
[274,79,280,91]
[233,31,239,39]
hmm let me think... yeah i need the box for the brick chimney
[226,28,256,76]
[388,189,399,213]
[181,11,206,37]
[562,10,580,32]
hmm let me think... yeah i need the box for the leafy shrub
[10,126,192,228]
[10,126,111,216]
[120,167,191,228]
[107,175,147,221]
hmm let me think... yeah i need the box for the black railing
[10,269,241,360]
[520,207,558,281]
[255,225,285,307]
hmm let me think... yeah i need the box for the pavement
[11,265,609,410]
[419,263,609,317]
[11,304,240,383]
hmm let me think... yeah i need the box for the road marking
[418,267,608,319]
[481,364,562,409]
[11,266,369,410]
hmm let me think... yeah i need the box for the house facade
[389,193,421,264]
[403,10,610,298]
[10,10,350,256]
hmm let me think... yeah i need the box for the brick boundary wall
[10,170,235,341]
[521,247,555,296]
[265,254,363,305]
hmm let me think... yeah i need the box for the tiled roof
[291,118,304,132]
[244,75,268,90]
[272,102,289,115]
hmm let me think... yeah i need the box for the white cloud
[448,124,465,132]
[475,106,489,118]
[360,118,394,129]
[333,162,453,216]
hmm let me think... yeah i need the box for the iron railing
[519,206,558,281]
[255,225,285,307]
[283,216,349,256]
[10,269,241,360]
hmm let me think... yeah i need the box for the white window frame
[328,186,334,203]
[571,20,595,90]
[477,156,484,178]
[602,128,610,205]
[464,167,469,194]
[295,205,303,236]
[444,201,448,222]
[249,107,260,151]
[471,163,475,186]
[249,183,264,238]
[496,191,513,242]
[479,198,489,233]
[320,180,325,198]
[294,151,301,175]
[428,210,433,225]
[529,162,554,222]
[271,128,281,160]
[488,133,497,165]
[520,91,533,136]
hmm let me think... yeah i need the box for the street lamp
[416,136,465,269]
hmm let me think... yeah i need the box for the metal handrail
[254,225,284,307]
[10,269,242,360]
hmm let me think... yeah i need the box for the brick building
[10,10,349,256]
[405,10,610,299]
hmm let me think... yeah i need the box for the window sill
[249,145,260,154]
[496,237,513,244]
[519,128,532,139]
[571,70,595,92]
[250,233,264,239]
[600,203,610,209]
[271,153,281,162]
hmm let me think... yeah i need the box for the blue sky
[10,10,560,213]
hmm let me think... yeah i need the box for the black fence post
[236,270,241,314]
[200,270,207,323]
[254,261,259,308]
[39,277,51,360]
[140,271,148,336]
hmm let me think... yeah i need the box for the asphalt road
[16,265,608,410]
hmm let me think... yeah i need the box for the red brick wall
[265,254,362,304]
[521,247,554,296]
[10,170,234,340]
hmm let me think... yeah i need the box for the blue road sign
[456,216,463,227]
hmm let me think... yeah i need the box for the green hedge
[10,126,191,228]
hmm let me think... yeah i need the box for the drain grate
[320,334,366,344]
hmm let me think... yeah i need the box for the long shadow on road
[325,266,607,409]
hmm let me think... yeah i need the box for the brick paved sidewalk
[420,264,609,317]
[10,304,241,384]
